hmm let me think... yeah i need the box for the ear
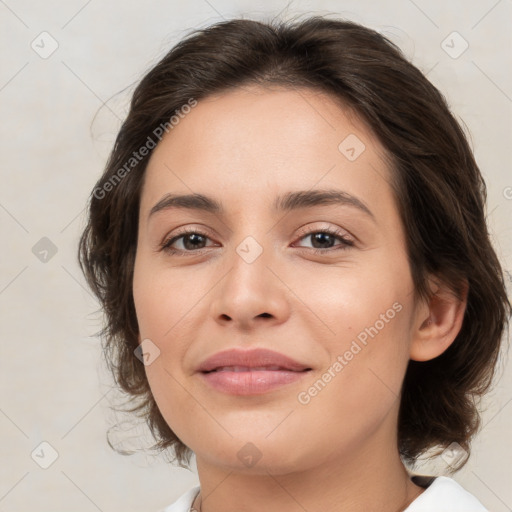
[409,276,468,362]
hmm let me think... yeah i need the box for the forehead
[141,85,396,219]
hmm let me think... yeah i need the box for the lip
[197,348,312,396]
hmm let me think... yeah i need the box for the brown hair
[78,15,511,470]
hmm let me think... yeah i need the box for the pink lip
[197,348,311,396]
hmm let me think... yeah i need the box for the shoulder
[405,476,488,511]
[158,485,200,512]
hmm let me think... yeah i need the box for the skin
[132,85,467,512]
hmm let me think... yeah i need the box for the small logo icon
[31,32,59,59]
[338,134,366,161]
[441,441,468,468]
[236,236,263,264]
[237,442,263,468]
[134,338,161,366]
[441,32,469,59]
[31,441,59,469]
[32,237,58,263]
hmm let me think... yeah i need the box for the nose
[209,239,291,331]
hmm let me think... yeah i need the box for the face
[133,85,420,474]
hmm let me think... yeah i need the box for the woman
[79,15,510,512]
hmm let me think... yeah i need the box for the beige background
[1,0,511,510]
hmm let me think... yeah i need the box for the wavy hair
[79,15,511,469]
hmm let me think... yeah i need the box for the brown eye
[161,230,216,254]
[294,228,354,253]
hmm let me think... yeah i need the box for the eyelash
[160,226,354,256]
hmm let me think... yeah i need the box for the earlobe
[409,277,468,362]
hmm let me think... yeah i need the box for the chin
[194,435,313,475]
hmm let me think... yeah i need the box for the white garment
[160,476,488,512]
[404,476,488,511]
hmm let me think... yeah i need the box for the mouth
[199,367,311,395]
[203,365,310,373]
[197,349,312,396]
[197,348,311,373]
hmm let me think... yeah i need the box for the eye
[160,226,354,256]
[293,227,354,254]
[160,228,217,254]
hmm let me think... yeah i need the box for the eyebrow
[148,189,375,220]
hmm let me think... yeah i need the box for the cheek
[143,358,204,453]
[291,298,411,463]
[294,256,413,403]
[133,257,210,443]
[292,258,409,342]
[133,257,196,342]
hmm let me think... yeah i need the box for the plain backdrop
[0,1,511,511]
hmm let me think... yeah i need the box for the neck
[193,419,425,512]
